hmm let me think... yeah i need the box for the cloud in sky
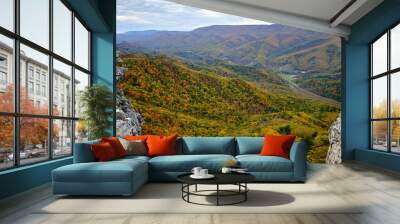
[117,0,272,33]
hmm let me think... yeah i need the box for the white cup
[200,169,208,176]
[221,167,232,174]
[191,167,202,176]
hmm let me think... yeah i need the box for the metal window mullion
[71,10,76,155]
[388,30,391,152]
[13,0,20,167]
[48,0,54,160]
[370,45,373,149]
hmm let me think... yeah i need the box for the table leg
[195,184,198,192]
[217,184,219,206]
[181,184,183,199]
[187,184,190,202]
[245,183,247,201]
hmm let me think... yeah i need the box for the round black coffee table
[177,173,255,206]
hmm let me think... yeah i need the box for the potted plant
[79,84,114,140]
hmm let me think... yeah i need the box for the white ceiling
[228,0,352,22]
[169,0,384,37]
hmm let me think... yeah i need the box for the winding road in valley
[280,74,341,107]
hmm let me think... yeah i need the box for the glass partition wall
[370,22,400,153]
[0,0,91,170]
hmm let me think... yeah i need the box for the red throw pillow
[260,135,296,159]
[91,142,117,162]
[124,135,148,142]
[146,134,178,157]
[101,137,127,158]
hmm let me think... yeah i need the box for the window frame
[0,0,92,171]
[370,21,400,154]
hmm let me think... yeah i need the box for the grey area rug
[37,183,362,214]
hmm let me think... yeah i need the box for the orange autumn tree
[372,99,400,143]
[0,85,59,150]
[0,85,14,149]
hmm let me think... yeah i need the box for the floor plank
[1,162,400,224]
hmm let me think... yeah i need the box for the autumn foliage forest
[118,54,340,162]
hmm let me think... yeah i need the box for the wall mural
[116,0,341,163]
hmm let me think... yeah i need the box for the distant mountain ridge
[117,24,341,74]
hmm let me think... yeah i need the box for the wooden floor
[1,162,400,224]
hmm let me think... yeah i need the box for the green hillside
[117,24,341,101]
[293,73,341,101]
[118,53,340,162]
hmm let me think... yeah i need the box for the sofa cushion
[260,135,296,159]
[53,158,147,183]
[101,137,127,158]
[149,154,235,172]
[91,142,118,161]
[236,137,264,155]
[147,134,178,157]
[236,155,293,172]
[179,137,235,155]
[119,138,147,156]
[124,135,148,142]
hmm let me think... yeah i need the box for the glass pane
[372,121,388,151]
[372,33,387,76]
[74,69,89,118]
[392,24,400,70]
[391,120,400,153]
[0,116,14,170]
[372,76,387,119]
[53,59,72,117]
[75,120,88,143]
[20,117,49,165]
[20,44,49,115]
[75,18,89,70]
[391,72,400,118]
[20,0,49,49]
[53,0,72,60]
[0,0,14,31]
[53,119,72,157]
[0,35,14,112]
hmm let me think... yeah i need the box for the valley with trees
[117,24,342,162]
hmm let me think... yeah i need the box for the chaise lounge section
[235,137,307,182]
[52,140,149,196]
[52,137,307,196]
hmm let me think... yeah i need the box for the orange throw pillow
[91,142,117,162]
[124,135,148,142]
[146,134,178,157]
[101,137,127,158]
[260,135,296,159]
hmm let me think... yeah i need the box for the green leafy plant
[80,84,114,140]
[277,124,292,135]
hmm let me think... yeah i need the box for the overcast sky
[117,0,272,33]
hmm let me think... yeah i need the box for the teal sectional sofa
[52,137,307,196]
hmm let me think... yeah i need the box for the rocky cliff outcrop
[116,67,143,137]
[326,114,342,164]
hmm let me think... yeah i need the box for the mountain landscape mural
[117,23,341,163]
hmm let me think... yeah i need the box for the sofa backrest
[73,139,100,163]
[74,136,301,160]
[178,137,236,155]
[235,137,264,155]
